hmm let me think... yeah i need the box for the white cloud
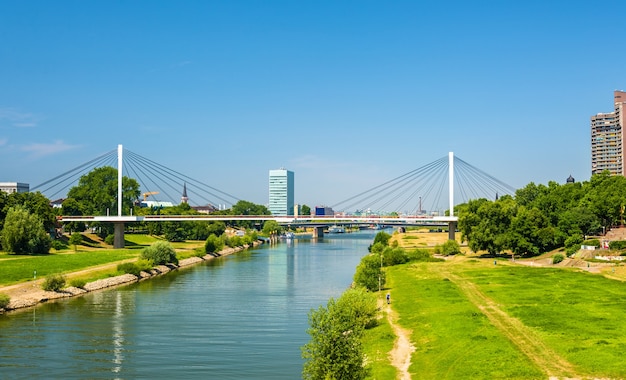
[20,140,81,158]
[0,107,41,128]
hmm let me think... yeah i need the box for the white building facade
[0,182,29,194]
[268,168,294,216]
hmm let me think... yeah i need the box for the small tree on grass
[1,205,51,254]
[302,287,376,380]
[141,241,178,265]
[69,232,83,252]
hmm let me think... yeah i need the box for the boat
[327,225,345,234]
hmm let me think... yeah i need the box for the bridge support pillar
[448,221,457,241]
[312,226,324,239]
[114,222,125,248]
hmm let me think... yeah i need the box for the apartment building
[591,90,626,175]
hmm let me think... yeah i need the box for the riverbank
[0,242,260,313]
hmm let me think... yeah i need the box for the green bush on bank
[42,274,66,292]
[552,253,565,264]
[141,241,178,265]
[69,278,87,288]
[302,287,377,380]
[0,293,10,309]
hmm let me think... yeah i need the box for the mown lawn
[0,249,139,285]
[373,258,626,379]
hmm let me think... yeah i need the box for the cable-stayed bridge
[34,145,516,247]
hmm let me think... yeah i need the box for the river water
[0,231,377,379]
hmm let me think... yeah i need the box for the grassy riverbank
[0,234,205,287]
[364,253,626,379]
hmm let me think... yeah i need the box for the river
[0,231,378,379]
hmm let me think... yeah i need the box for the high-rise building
[268,168,294,216]
[591,90,626,176]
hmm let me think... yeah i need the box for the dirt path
[381,298,415,380]
[433,266,584,379]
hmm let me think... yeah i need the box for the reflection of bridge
[44,145,515,247]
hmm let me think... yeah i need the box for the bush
[406,249,445,262]
[609,240,626,250]
[104,234,115,245]
[441,240,462,256]
[0,293,10,309]
[42,274,66,292]
[69,278,87,289]
[382,247,408,266]
[51,239,68,250]
[583,239,601,247]
[141,241,178,265]
[117,262,142,276]
[204,234,225,254]
[552,253,565,264]
[353,254,385,291]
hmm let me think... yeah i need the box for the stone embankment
[1,244,256,313]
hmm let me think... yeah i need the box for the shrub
[0,293,10,309]
[583,239,601,247]
[372,231,391,247]
[609,240,626,250]
[69,278,87,288]
[117,262,142,276]
[141,241,178,265]
[406,249,445,262]
[353,254,385,291]
[42,274,66,292]
[104,234,115,245]
[437,240,461,256]
[204,234,225,254]
[552,253,565,264]
[382,247,408,266]
[51,239,68,250]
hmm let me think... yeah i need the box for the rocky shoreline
[1,243,257,313]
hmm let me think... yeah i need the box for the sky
[1,1,625,210]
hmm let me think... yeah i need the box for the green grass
[373,258,626,379]
[362,309,397,379]
[0,250,139,285]
[455,263,626,378]
[386,262,544,379]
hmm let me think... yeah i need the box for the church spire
[181,183,188,204]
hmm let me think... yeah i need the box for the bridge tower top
[449,152,454,217]
[117,144,123,217]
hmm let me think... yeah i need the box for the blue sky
[1,1,624,210]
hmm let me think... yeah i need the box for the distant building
[591,90,626,176]
[192,205,218,214]
[566,175,575,184]
[268,168,294,216]
[0,182,29,194]
[315,206,334,216]
[181,183,189,204]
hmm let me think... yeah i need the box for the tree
[1,205,51,254]
[302,287,376,380]
[204,234,225,254]
[69,232,83,252]
[4,191,56,232]
[353,254,385,291]
[262,220,282,236]
[141,241,178,265]
[65,166,140,216]
[300,204,311,216]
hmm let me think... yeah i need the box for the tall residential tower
[268,168,294,216]
[591,90,626,176]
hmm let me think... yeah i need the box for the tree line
[458,172,626,257]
